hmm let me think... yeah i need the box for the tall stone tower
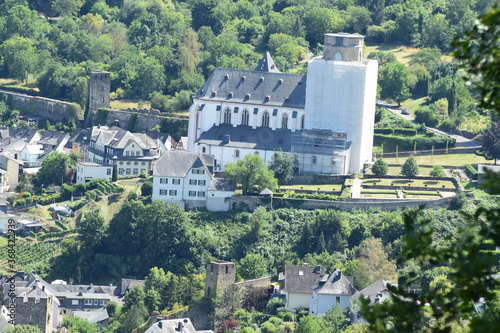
[85,70,111,126]
[304,33,378,173]
[204,261,235,297]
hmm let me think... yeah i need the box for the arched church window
[282,113,288,129]
[223,108,231,124]
[334,52,342,61]
[262,111,270,127]
[241,109,249,125]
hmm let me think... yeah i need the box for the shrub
[401,155,419,178]
[393,128,418,136]
[55,220,68,231]
[372,158,389,176]
[415,107,440,127]
[465,164,478,180]
[430,165,445,178]
[22,192,32,198]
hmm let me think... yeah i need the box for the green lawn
[362,178,455,189]
[364,43,421,65]
[360,192,399,199]
[383,153,493,167]
[404,190,442,199]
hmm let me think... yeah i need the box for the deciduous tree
[379,62,411,106]
[268,150,296,184]
[224,154,278,195]
[429,165,445,177]
[481,121,500,164]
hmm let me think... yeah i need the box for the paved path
[376,100,482,148]
[351,178,362,198]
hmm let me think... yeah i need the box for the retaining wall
[0,89,83,122]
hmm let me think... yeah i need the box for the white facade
[152,167,212,208]
[76,162,112,183]
[286,292,313,310]
[0,212,16,233]
[309,292,352,315]
[305,58,378,173]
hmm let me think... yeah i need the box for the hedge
[374,128,418,136]
[374,134,456,152]
[465,164,478,180]
[38,229,78,241]
[55,220,68,230]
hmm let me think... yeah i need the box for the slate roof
[73,309,109,323]
[194,68,306,109]
[207,178,234,192]
[8,128,39,143]
[153,151,214,178]
[121,278,145,295]
[313,269,357,295]
[38,130,68,147]
[91,126,160,150]
[147,318,214,333]
[196,124,294,151]
[351,279,390,305]
[255,51,281,73]
[284,265,326,294]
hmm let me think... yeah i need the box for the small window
[235,150,240,158]
[299,270,304,276]
[160,178,168,184]
[198,180,206,186]
[134,162,138,166]
[72,300,79,306]
[107,169,111,175]
[127,162,131,165]
[126,168,131,175]
[35,298,40,304]
[100,300,106,306]
[126,151,130,156]
[159,189,167,195]
[202,147,206,153]
[118,169,124,175]
[336,296,341,303]
[142,162,146,166]
[94,300,99,305]
[255,151,259,155]
[172,179,180,185]
[133,168,138,175]
[84,299,92,305]
[169,190,177,196]
[119,161,123,165]
[189,180,197,185]
[262,111,270,127]
[198,191,205,197]
[189,191,196,197]
[312,156,317,164]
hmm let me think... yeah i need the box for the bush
[374,134,455,152]
[22,192,32,198]
[55,220,68,230]
[439,118,458,132]
[415,107,440,127]
[393,128,418,136]
[465,164,478,180]
[150,93,171,112]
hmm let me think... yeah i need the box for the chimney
[42,286,45,291]
[158,321,162,329]
[223,135,230,144]
[176,321,183,331]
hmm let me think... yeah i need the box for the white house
[0,211,16,233]
[282,265,326,310]
[145,318,213,333]
[187,33,378,174]
[309,269,358,315]
[350,279,394,323]
[76,161,112,183]
[152,150,234,211]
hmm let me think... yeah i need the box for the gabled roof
[65,128,90,148]
[284,265,326,294]
[313,269,357,296]
[194,68,306,109]
[121,278,145,295]
[153,151,214,178]
[351,279,390,305]
[255,51,281,73]
[38,130,69,146]
[90,126,160,150]
[147,318,213,333]
[196,124,294,151]
[73,309,109,323]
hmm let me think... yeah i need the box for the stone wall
[229,195,454,212]
[101,109,188,133]
[235,277,272,289]
[0,90,82,122]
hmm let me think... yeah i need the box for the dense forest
[0,0,496,132]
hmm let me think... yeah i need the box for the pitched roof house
[309,269,358,315]
[152,150,234,211]
[145,318,214,333]
[283,265,326,310]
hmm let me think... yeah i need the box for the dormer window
[299,270,304,276]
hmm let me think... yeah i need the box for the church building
[187,33,378,174]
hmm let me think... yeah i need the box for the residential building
[15,282,58,333]
[309,269,358,315]
[478,164,500,187]
[0,211,16,233]
[0,151,23,189]
[120,278,145,296]
[282,265,326,310]
[152,150,234,210]
[38,130,70,153]
[350,279,393,323]
[76,161,112,183]
[86,126,164,175]
[20,144,44,167]
[188,33,378,174]
[145,318,214,333]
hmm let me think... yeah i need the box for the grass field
[383,153,493,167]
[110,99,151,110]
[404,190,442,199]
[360,192,398,199]
[364,44,421,65]
[400,96,428,115]
[379,166,433,176]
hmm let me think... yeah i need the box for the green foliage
[37,152,76,186]
[379,62,411,106]
[415,106,441,128]
[79,210,105,251]
[61,316,100,333]
[481,121,500,164]
[372,159,389,177]
[94,108,109,126]
[268,151,297,185]
[401,155,419,178]
[295,315,321,333]
[224,154,278,195]
[239,253,268,279]
[429,165,445,178]
[140,181,153,197]
[4,325,43,333]
[465,164,478,179]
